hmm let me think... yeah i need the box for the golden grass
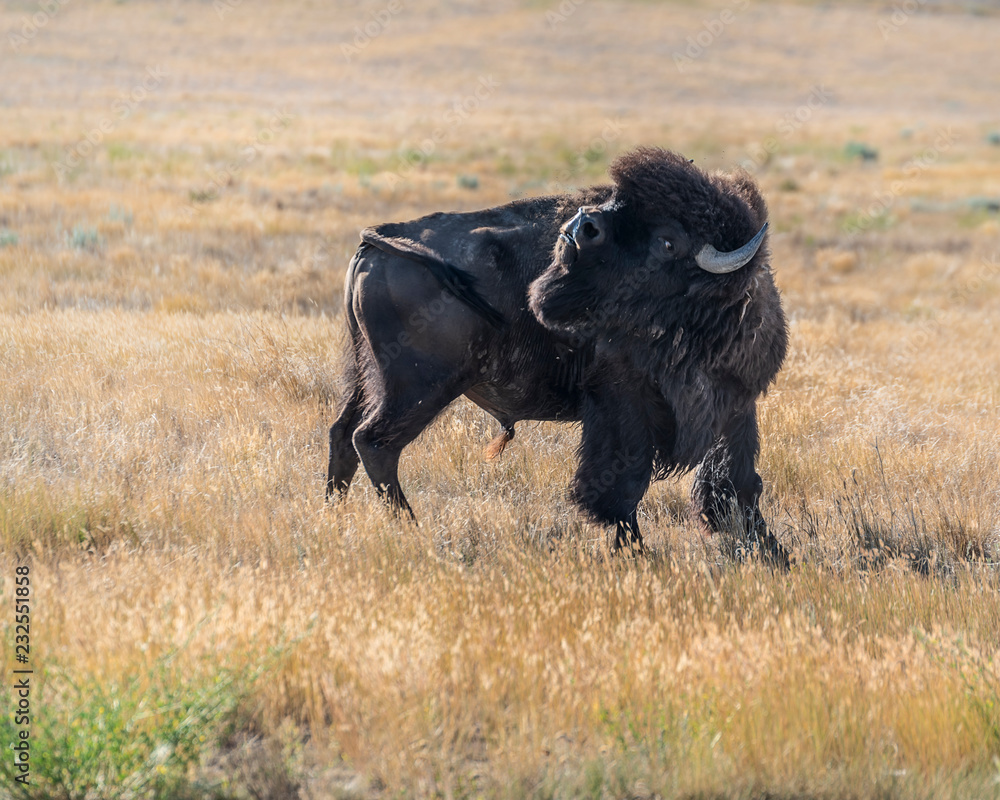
[14,544,1000,798]
[2,0,1000,796]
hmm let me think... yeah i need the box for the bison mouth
[554,232,577,268]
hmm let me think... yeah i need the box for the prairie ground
[1,1,1000,798]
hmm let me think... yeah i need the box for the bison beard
[327,147,789,565]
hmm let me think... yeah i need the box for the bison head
[529,147,770,342]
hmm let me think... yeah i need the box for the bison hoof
[736,532,790,571]
[612,522,645,556]
[759,536,791,571]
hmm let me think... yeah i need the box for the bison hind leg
[483,424,515,460]
[352,420,418,521]
[352,375,467,522]
[327,362,364,501]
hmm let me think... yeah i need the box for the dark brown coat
[328,147,787,559]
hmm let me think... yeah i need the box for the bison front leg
[571,389,654,554]
[691,406,789,568]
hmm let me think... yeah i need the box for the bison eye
[660,238,674,254]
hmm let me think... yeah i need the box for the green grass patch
[107,204,134,226]
[107,143,137,162]
[67,226,101,251]
[0,485,140,556]
[0,655,251,799]
[840,210,896,234]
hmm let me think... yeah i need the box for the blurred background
[2,0,999,319]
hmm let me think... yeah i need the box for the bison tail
[484,425,515,460]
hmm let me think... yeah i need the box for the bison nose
[564,207,606,248]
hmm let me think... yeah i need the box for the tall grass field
[1,1,999,797]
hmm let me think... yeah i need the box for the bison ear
[719,168,769,228]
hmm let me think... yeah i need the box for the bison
[327,147,788,562]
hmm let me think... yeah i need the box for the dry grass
[1,1,1000,797]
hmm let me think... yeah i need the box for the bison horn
[694,222,768,274]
